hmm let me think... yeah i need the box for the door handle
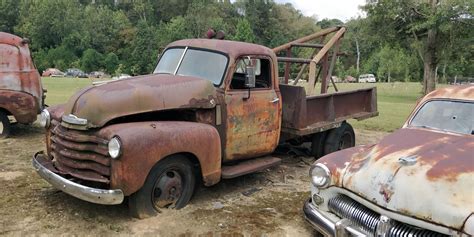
[270,97,280,103]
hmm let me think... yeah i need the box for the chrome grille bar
[328,195,448,237]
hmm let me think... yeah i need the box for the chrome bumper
[303,198,366,236]
[32,152,124,205]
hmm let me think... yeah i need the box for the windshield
[153,47,228,85]
[410,100,474,135]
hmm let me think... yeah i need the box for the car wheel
[128,155,196,219]
[0,111,11,139]
[323,122,355,155]
[311,132,327,158]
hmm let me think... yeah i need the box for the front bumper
[303,198,366,236]
[32,152,124,205]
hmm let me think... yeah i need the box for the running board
[221,156,282,179]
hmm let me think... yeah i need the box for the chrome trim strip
[32,152,123,205]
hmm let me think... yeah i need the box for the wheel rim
[152,169,183,209]
[338,132,353,150]
[0,121,4,134]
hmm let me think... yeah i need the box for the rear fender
[98,121,222,196]
[0,90,38,123]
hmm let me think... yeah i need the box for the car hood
[62,74,217,128]
[321,128,473,230]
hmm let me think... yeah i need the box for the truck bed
[280,84,378,138]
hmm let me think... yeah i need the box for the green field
[41,77,428,132]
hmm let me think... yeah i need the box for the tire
[310,132,327,158]
[323,122,355,155]
[128,155,196,219]
[0,111,11,139]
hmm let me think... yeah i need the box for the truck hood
[63,74,217,128]
[333,128,473,230]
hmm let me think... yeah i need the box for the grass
[42,77,102,105]
[327,82,428,132]
[41,77,430,132]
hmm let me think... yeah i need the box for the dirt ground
[0,124,387,236]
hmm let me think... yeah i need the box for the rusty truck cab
[165,39,282,162]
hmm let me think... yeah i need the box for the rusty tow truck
[32,27,378,218]
[0,32,45,138]
[304,85,474,236]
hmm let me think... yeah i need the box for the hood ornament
[62,114,88,126]
[398,155,418,166]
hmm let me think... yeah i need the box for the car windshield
[410,100,474,135]
[153,47,228,85]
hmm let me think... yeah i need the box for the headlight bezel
[309,163,331,188]
[108,136,122,159]
[39,109,51,128]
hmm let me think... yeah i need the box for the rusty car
[303,85,474,236]
[0,32,45,138]
[32,27,378,218]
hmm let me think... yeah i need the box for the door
[223,57,281,161]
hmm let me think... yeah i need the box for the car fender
[98,121,222,196]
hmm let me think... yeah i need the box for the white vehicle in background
[359,74,376,83]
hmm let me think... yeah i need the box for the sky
[275,0,366,22]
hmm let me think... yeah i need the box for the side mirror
[245,66,256,88]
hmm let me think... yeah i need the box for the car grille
[49,123,111,185]
[328,195,448,237]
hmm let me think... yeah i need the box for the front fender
[98,121,221,196]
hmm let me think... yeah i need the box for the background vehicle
[42,68,65,77]
[33,27,378,218]
[65,68,87,78]
[359,73,376,83]
[303,85,473,236]
[0,32,45,138]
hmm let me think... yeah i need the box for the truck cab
[0,32,44,138]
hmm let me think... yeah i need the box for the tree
[0,0,19,33]
[233,18,255,42]
[104,52,120,74]
[81,48,104,72]
[363,0,473,94]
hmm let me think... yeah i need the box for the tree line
[0,0,472,92]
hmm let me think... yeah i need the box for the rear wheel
[323,122,355,155]
[0,111,11,139]
[129,155,196,219]
[310,132,327,158]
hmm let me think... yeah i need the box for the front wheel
[323,122,355,155]
[128,155,196,219]
[0,111,11,139]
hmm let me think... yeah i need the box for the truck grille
[328,195,448,237]
[49,123,111,184]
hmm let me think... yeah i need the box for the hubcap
[0,122,4,134]
[152,169,183,209]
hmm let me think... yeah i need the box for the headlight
[310,163,331,188]
[108,136,122,159]
[39,109,51,128]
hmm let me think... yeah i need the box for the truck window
[230,58,272,89]
[153,47,228,86]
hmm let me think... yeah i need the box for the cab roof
[167,39,276,59]
[422,85,473,102]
